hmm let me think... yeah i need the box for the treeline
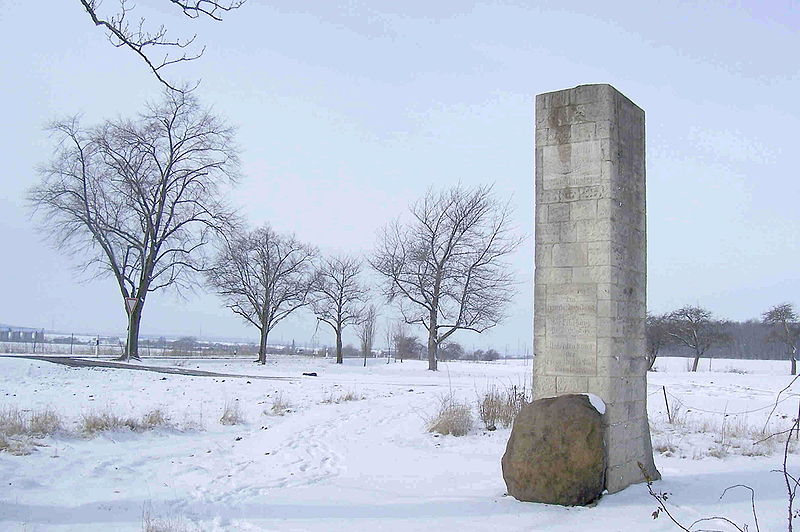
[658,321,787,360]
[30,91,520,372]
[647,303,799,374]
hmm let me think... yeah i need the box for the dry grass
[28,409,63,436]
[477,383,529,430]
[477,387,503,430]
[268,394,293,416]
[142,503,189,532]
[651,403,796,459]
[0,406,63,437]
[322,390,362,404]
[0,434,33,456]
[428,396,473,436]
[0,406,64,455]
[219,401,245,425]
[81,408,173,435]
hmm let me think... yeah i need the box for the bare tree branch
[78,0,245,91]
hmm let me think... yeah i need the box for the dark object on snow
[302,372,318,377]
[502,394,605,506]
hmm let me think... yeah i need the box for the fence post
[663,386,672,423]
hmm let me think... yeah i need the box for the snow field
[0,355,797,531]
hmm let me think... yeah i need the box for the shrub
[428,397,473,436]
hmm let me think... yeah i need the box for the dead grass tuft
[268,394,293,416]
[322,391,362,404]
[0,434,33,456]
[652,404,795,460]
[477,383,529,430]
[142,503,189,532]
[428,396,473,436]
[81,408,173,435]
[477,387,503,430]
[219,401,245,425]
[28,409,62,436]
[0,406,63,439]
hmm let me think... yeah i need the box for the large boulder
[502,394,605,506]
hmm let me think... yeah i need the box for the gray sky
[1,0,797,351]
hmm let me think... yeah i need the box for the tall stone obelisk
[533,84,659,493]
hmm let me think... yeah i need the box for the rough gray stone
[502,394,605,506]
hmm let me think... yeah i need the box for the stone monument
[533,84,660,493]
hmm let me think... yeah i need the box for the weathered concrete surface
[502,394,605,506]
[533,84,660,493]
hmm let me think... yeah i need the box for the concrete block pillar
[533,84,660,493]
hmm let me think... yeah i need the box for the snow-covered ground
[0,355,797,531]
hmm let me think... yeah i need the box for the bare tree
[392,320,410,363]
[645,312,672,370]
[79,0,244,91]
[666,306,731,372]
[372,184,521,371]
[763,303,799,375]
[30,90,238,361]
[384,318,394,363]
[311,255,368,364]
[439,341,464,361]
[357,304,378,367]
[207,224,315,364]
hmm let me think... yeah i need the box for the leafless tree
[666,306,731,372]
[79,0,244,91]
[645,312,672,370]
[30,90,238,361]
[357,304,378,367]
[763,303,799,375]
[392,320,410,363]
[383,318,394,363]
[372,184,521,371]
[207,224,315,364]
[311,255,368,364]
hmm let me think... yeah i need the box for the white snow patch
[0,355,797,531]
[583,393,606,415]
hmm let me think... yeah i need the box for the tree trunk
[336,329,343,364]
[691,350,700,372]
[791,347,797,376]
[258,328,269,365]
[427,312,438,371]
[123,304,143,361]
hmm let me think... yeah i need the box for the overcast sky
[0,0,797,352]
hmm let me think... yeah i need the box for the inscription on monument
[542,284,597,374]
